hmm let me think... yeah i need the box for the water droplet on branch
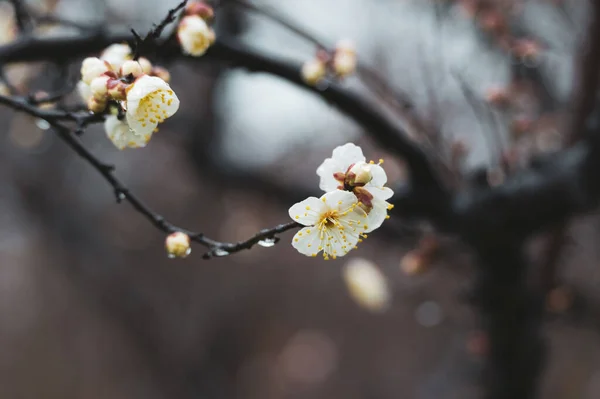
[258,237,279,247]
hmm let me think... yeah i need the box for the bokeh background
[1,0,600,398]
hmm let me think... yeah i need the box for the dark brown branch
[46,118,301,259]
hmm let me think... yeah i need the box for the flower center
[318,210,339,229]
[137,89,175,127]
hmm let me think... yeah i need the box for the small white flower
[104,114,148,150]
[316,143,394,233]
[125,75,180,138]
[100,43,132,71]
[177,15,215,56]
[343,258,391,312]
[80,57,109,85]
[289,190,368,259]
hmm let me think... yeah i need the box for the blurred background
[1,0,600,398]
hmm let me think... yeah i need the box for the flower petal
[369,164,388,186]
[321,190,358,212]
[316,157,345,192]
[288,196,327,226]
[105,115,148,150]
[331,143,365,164]
[366,185,394,201]
[364,198,389,233]
[126,112,158,139]
[292,227,322,257]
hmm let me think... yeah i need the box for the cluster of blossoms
[177,1,216,57]
[289,143,394,260]
[78,43,179,149]
[301,40,358,86]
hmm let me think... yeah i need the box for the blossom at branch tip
[289,190,368,259]
[317,143,394,232]
[177,15,215,57]
[165,232,191,258]
[125,75,180,138]
[100,43,133,71]
[104,114,149,150]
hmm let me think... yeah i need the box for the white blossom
[125,75,180,139]
[316,143,394,232]
[80,57,109,85]
[289,190,368,259]
[177,15,215,57]
[100,43,132,71]
[104,114,148,150]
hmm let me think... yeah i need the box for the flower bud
[101,43,132,71]
[107,79,128,101]
[301,58,326,86]
[185,1,214,21]
[81,57,110,85]
[138,57,153,75]
[151,66,171,83]
[90,75,110,100]
[333,51,357,78]
[120,60,143,78]
[165,232,191,258]
[347,162,373,185]
[87,96,107,113]
[177,15,214,57]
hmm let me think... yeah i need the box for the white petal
[105,115,148,150]
[126,75,171,103]
[101,43,132,71]
[331,143,365,164]
[338,205,369,238]
[291,227,322,257]
[321,190,358,212]
[77,81,92,103]
[125,113,158,138]
[364,198,389,233]
[323,225,357,257]
[369,164,388,186]
[288,196,327,226]
[316,158,345,192]
[366,185,394,201]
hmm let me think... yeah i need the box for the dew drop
[35,119,51,130]
[184,247,192,256]
[213,248,229,257]
[167,253,176,259]
[117,192,126,201]
[258,237,279,247]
